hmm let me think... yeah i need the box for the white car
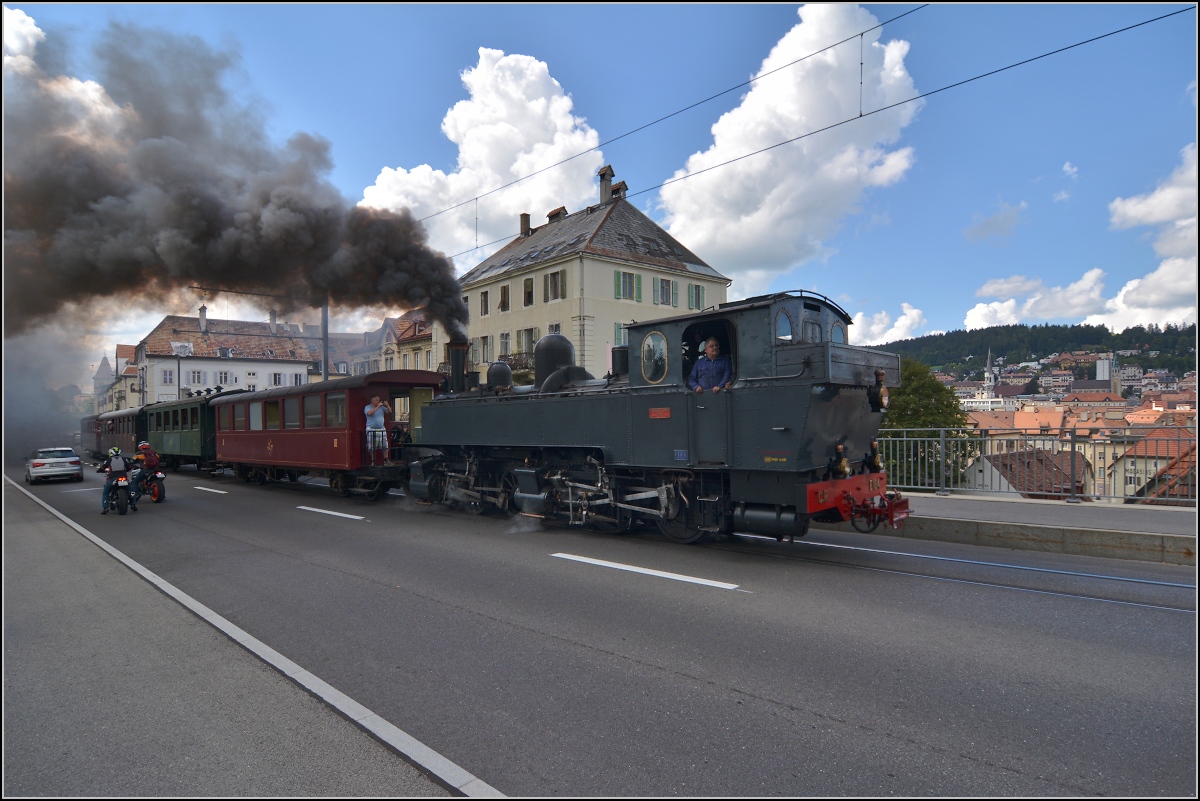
[25,447,84,484]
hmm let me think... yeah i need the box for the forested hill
[869,322,1196,374]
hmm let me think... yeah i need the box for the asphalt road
[7,465,1197,796]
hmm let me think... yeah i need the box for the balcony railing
[878,426,1196,505]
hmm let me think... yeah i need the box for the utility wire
[444,6,1193,262]
[418,4,929,224]
[628,6,1195,201]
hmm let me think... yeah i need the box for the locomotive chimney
[598,164,614,204]
[520,212,531,237]
[198,305,208,333]
[448,340,469,393]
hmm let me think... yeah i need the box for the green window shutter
[615,270,622,299]
[614,323,621,346]
[699,285,705,310]
[635,274,642,302]
[544,274,550,303]
[559,269,567,298]
[652,278,661,305]
[671,281,679,307]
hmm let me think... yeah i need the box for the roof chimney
[547,206,568,223]
[598,164,615,204]
[520,212,531,237]
[611,180,627,200]
[199,305,208,333]
[269,309,277,335]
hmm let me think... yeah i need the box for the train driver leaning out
[687,337,733,394]
[364,394,392,453]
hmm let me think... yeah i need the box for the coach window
[264,400,281,430]
[249,401,264,431]
[172,409,180,430]
[233,403,246,431]
[190,407,199,429]
[303,395,322,428]
[219,405,231,431]
[325,392,347,428]
[284,397,301,429]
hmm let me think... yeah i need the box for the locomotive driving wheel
[656,513,705,544]
[498,471,520,516]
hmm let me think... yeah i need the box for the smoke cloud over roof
[2,10,468,340]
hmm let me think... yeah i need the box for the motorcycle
[132,469,168,503]
[100,471,133,515]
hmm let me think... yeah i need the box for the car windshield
[36,449,76,459]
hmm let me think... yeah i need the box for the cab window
[776,310,793,344]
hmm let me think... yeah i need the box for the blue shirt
[687,354,732,391]
[364,404,387,430]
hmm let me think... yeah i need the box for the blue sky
[4,3,1197,387]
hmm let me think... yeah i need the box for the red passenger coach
[210,370,443,500]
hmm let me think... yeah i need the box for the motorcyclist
[98,446,135,514]
[129,441,160,504]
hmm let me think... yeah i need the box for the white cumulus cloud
[657,4,921,298]
[360,47,604,271]
[1053,190,1070,202]
[1062,161,1078,178]
[976,275,1044,298]
[963,299,1020,330]
[1087,142,1198,330]
[852,302,926,345]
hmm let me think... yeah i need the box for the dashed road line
[194,487,228,494]
[298,506,365,520]
[552,553,744,591]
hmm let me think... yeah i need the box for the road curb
[817,515,1196,566]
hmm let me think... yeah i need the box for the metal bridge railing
[877,426,1196,505]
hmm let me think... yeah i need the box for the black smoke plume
[3,19,469,340]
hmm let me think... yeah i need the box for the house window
[499,285,510,312]
[426,350,431,370]
[246,371,257,381]
[480,291,490,317]
[161,369,175,385]
[687,283,705,310]
[548,323,561,335]
[190,370,203,384]
[385,355,394,370]
[403,353,409,369]
[500,332,510,356]
[653,278,678,307]
[272,372,284,386]
[524,278,535,307]
[518,328,539,354]
[293,373,304,386]
[545,269,567,301]
[616,271,641,301]
[482,336,493,363]
[217,371,230,385]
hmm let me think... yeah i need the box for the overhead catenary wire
[445,6,1193,262]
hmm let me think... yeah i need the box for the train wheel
[365,482,390,502]
[656,513,705,544]
[498,472,520,516]
[149,479,166,503]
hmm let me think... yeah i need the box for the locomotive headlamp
[834,444,851,478]
[868,368,890,412]
[868,440,884,472]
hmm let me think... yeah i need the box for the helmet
[108,446,121,457]
[138,441,150,451]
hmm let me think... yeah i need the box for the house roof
[458,197,728,288]
[140,315,351,363]
[982,449,1088,497]
[1013,407,1066,434]
[1063,392,1124,403]
[967,411,1016,431]
[1116,427,1197,461]
[1140,443,1197,505]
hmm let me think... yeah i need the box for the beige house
[456,166,730,378]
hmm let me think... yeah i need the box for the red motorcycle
[133,469,168,503]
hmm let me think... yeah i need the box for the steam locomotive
[83,291,908,542]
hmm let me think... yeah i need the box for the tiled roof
[1063,392,1124,403]
[967,411,1016,431]
[1140,443,1197,505]
[458,197,727,288]
[1116,427,1197,460]
[982,449,1089,498]
[141,315,349,363]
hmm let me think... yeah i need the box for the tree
[1021,376,1042,395]
[881,357,968,430]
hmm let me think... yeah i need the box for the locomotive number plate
[649,407,671,419]
[674,449,688,461]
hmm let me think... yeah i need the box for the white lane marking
[194,487,228,494]
[552,553,743,591]
[4,476,501,797]
[297,506,365,520]
[62,487,102,492]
